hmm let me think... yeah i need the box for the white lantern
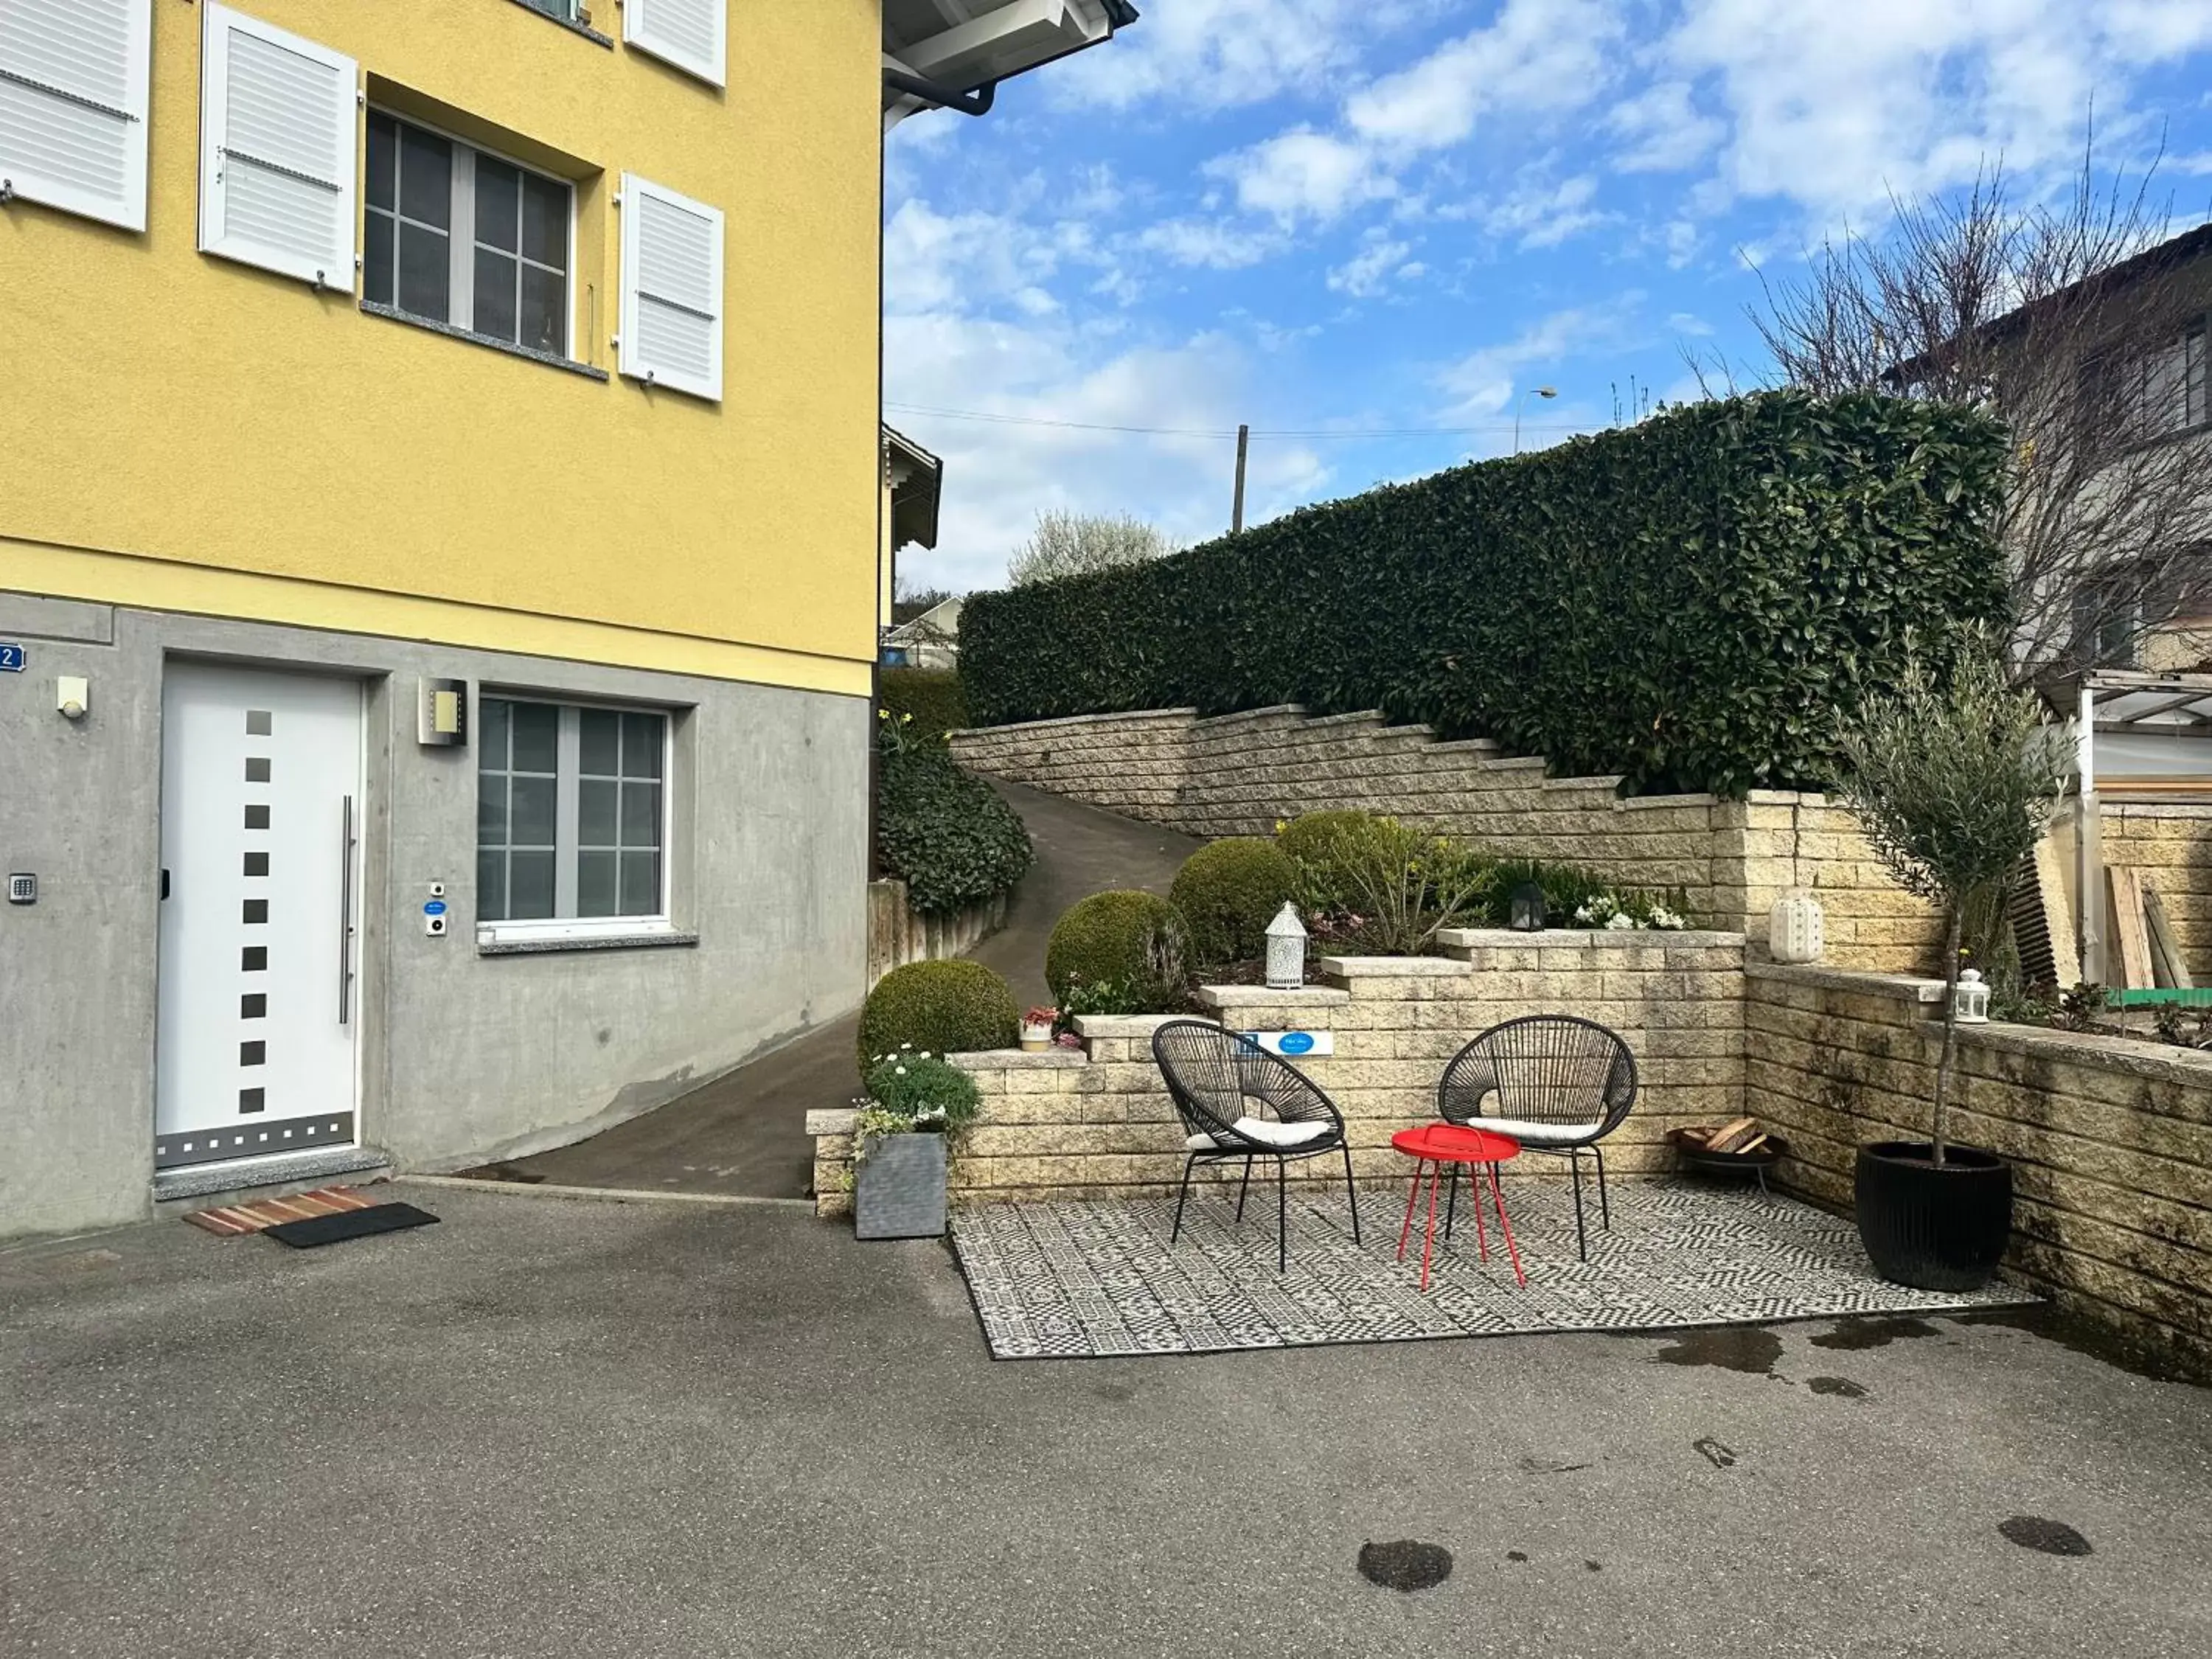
[1953,967,1991,1024]
[1767,888,1825,964]
[1265,901,1308,990]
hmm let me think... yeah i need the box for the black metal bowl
[1667,1128,1788,1174]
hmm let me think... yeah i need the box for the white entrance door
[156,663,364,1171]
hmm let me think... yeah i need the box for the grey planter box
[854,1132,948,1240]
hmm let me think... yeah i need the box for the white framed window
[198,2,356,288]
[619,172,723,401]
[0,0,152,230]
[625,0,726,88]
[477,697,672,941]
[364,111,575,358]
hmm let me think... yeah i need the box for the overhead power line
[881,400,1588,439]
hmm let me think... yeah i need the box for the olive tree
[1832,641,2070,1162]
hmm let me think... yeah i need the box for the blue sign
[0,644,24,672]
[423,900,448,917]
[1276,1030,1316,1056]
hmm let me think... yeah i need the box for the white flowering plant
[1573,893,1689,931]
[852,1044,982,1164]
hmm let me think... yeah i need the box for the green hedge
[1045,891,1185,1009]
[1170,838,1296,965]
[880,667,967,737]
[876,744,1033,915]
[959,392,2008,796]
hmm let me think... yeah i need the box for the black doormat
[264,1202,440,1249]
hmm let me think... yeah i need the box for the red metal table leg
[1486,1161,1526,1287]
[1468,1156,1489,1262]
[1397,1159,1425,1261]
[1421,1158,1441,1290]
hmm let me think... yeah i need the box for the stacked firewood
[1673,1117,1771,1156]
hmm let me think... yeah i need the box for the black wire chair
[1436,1015,1638,1262]
[1151,1020,1360,1272]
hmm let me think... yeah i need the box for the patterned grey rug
[950,1180,2037,1360]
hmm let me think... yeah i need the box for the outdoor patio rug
[950,1180,2038,1360]
[184,1186,380,1237]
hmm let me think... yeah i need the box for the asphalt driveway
[3,1184,2206,1658]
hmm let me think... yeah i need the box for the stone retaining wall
[866,878,1006,990]
[813,929,1746,1206]
[950,706,1943,973]
[1745,961,2212,1378]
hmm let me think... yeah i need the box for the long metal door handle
[338,794,355,1026]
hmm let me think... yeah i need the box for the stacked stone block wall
[813,930,1746,1208]
[1745,961,2211,1377]
[952,706,1942,973]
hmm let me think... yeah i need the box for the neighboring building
[880,423,943,648]
[883,597,965,672]
[0,1,1130,1238]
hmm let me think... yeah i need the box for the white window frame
[475,695,678,947]
[625,0,727,88]
[618,171,725,402]
[0,0,153,230]
[364,107,577,359]
[198,1,357,288]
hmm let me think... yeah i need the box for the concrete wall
[1744,961,2212,1378]
[950,705,1945,973]
[812,928,1747,1206]
[0,597,867,1239]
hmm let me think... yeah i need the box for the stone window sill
[360,302,611,382]
[478,929,698,956]
[504,0,614,48]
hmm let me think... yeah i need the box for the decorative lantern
[1265,902,1308,990]
[1507,882,1548,933]
[1953,968,1991,1025]
[1767,888,1825,964]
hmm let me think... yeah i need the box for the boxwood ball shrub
[856,959,1020,1074]
[959,391,2008,796]
[1045,890,1186,1009]
[875,743,1034,915]
[1170,838,1297,966]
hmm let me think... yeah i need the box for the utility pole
[1231,422,1249,533]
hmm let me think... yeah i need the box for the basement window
[364,111,574,360]
[477,697,675,943]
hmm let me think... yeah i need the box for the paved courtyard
[3,1183,2207,1658]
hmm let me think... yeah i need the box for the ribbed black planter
[1854,1141,2012,1291]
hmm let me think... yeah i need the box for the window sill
[478,928,698,956]
[504,0,613,48]
[360,302,610,381]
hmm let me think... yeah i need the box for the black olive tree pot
[1854,1141,2012,1291]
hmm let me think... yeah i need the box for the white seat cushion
[1464,1115,1605,1147]
[1186,1116,1334,1152]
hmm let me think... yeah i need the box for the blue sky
[883,0,2212,594]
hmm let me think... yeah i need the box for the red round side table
[1391,1123,1526,1290]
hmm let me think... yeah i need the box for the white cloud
[1481,172,1609,248]
[1326,231,1418,297]
[1434,301,1643,422]
[1609,80,1726,173]
[1135,216,1288,270]
[1660,0,2212,225]
[1206,0,1626,225]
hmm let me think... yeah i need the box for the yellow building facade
[2,0,883,695]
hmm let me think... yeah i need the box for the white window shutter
[0,0,153,231]
[620,173,723,403]
[625,0,726,88]
[198,3,356,289]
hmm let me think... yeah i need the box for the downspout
[883,66,998,118]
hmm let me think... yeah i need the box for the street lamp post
[1513,385,1558,456]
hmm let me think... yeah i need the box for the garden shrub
[856,959,1019,1074]
[875,743,1034,915]
[879,667,967,738]
[1279,813,1495,956]
[1276,810,1393,914]
[959,391,2008,796]
[1045,891,1187,1010]
[1169,838,1297,965]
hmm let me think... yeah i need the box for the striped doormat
[184,1186,381,1237]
